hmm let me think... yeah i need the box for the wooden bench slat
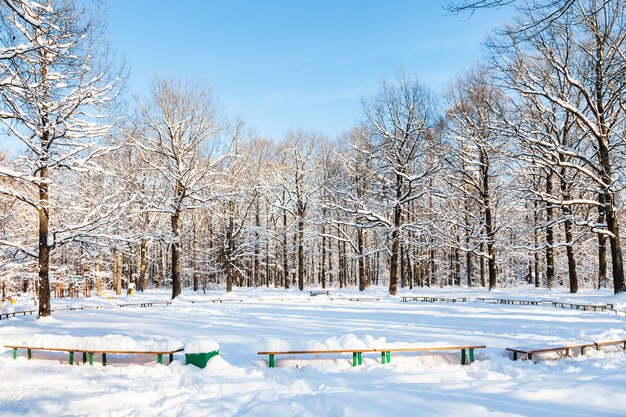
[5,345,183,355]
[258,345,486,355]
[506,343,594,354]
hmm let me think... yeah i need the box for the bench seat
[258,344,486,368]
[5,344,183,366]
[551,302,612,311]
[402,296,468,303]
[477,298,542,305]
[507,342,595,361]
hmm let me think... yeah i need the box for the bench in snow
[309,290,330,296]
[328,297,381,302]
[4,335,183,366]
[0,309,37,320]
[477,297,542,306]
[592,339,626,350]
[258,344,486,368]
[401,296,468,303]
[507,342,597,361]
[551,301,613,311]
[189,299,244,304]
[117,301,173,308]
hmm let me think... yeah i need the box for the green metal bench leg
[461,349,467,365]
[157,354,163,365]
[357,352,363,366]
[528,353,533,361]
[102,353,107,366]
[169,353,174,364]
[13,348,17,360]
[27,348,32,360]
[513,351,518,361]
[581,347,585,355]
[89,353,93,366]
[83,352,87,363]
[381,351,386,364]
[352,352,357,367]
[386,351,390,363]
[69,351,74,365]
[469,348,475,363]
[269,354,275,368]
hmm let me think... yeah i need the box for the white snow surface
[184,339,219,354]
[0,285,625,417]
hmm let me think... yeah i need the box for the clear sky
[105,1,512,140]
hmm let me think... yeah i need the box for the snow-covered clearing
[1,286,625,417]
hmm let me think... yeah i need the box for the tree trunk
[321,226,326,289]
[534,201,541,288]
[357,227,366,291]
[297,201,305,291]
[171,205,182,299]
[389,174,402,295]
[37,163,51,317]
[560,173,578,293]
[597,193,607,288]
[479,243,486,287]
[113,247,122,295]
[545,172,555,289]
[254,199,260,288]
[482,160,496,290]
[282,201,289,289]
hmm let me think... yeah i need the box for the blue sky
[110,1,511,140]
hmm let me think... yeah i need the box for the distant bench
[0,309,37,320]
[477,297,542,306]
[551,301,614,311]
[309,290,330,297]
[118,301,173,308]
[1,305,102,320]
[507,339,626,361]
[402,296,468,303]
[328,297,381,302]
[258,344,486,368]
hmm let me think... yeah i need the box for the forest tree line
[1,0,625,316]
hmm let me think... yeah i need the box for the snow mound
[202,355,232,372]
[306,334,386,351]
[184,339,219,354]
[261,334,478,352]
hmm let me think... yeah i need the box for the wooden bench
[5,344,183,366]
[188,299,245,304]
[258,344,486,368]
[309,290,330,296]
[328,297,381,302]
[593,339,626,350]
[117,301,173,308]
[551,302,612,312]
[402,296,469,303]
[0,309,37,320]
[477,297,542,306]
[507,342,595,361]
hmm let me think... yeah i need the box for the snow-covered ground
[1,285,625,417]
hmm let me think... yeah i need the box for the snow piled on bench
[261,333,480,351]
[4,334,183,352]
[184,339,219,354]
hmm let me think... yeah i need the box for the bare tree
[490,0,626,293]
[136,78,221,299]
[361,74,441,295]
[0,0,123,316]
